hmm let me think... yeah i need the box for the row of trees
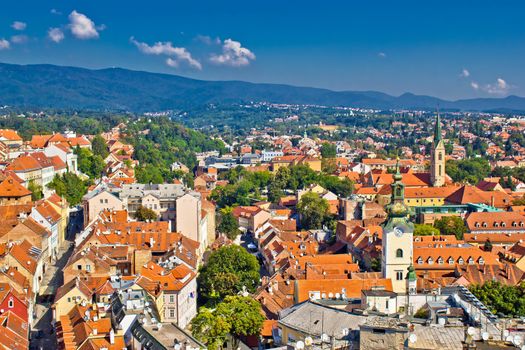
[413,216,467,240]
[470,281,525,317]
[210,164,353,209]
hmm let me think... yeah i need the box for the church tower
[430,113,446,187]
[381,159,414,294]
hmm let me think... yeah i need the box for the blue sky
[0,0,524,100]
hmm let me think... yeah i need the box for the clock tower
[381,159,414,294]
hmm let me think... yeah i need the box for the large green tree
[191,307,230,350]
[320,143,337,158]
[217,296,265,344]
[134,205,158,221]
[27,180,43,201]
[217,209,240,240]
[191,296,264,350]
[414,224,440,236]
[297,192,330,230]
[91,134,109,158]
[434,216,467,240]
[198,245,260,303]
[47,173,88,206]
[75,146,105,179]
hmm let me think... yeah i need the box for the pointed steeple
[393,156,402,182]
[434,112,442,143]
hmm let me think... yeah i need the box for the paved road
[29,239,75,350]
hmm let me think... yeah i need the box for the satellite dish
[438,318,446,326]
[467,327,476,336]
[513,335,523,346]
[304,337,313,346]
[295,341,305,350]
[409,334,418,344]
[482,332,489,341]
[504,329,510,337]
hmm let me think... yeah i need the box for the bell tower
[381,159,414,294]
[430,113,446,187]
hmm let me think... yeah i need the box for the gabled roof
[0,176,31,198]
[34,200,61,225]
[29,151,54,169]
[8,240,40,275]
[465,211,525,231]
[55,277,93,302]
[447,185,513,208]
[50,155,67,170]
[0,129,22,142]
[0,311,29,350]
[6,155,42,172]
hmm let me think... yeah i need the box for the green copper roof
[407,264,417,281]
[434,113,442,142]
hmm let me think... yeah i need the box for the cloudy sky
[0,0,524,100]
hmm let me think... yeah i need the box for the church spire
[434,112,442,143]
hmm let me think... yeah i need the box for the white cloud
[378,52,386,58]
[0,39,9,50]
[460,68,470,78]
[48,27,65,43]
[10,34,28,44]
[11,21,26,31]
[196,35,221,45]
[166,58,179,68]
[484,78,510,95]
[68,11,101,39]
[130,37,202,70]
[210,39,256,67]
[470,77,513,95]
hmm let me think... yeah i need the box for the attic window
[478,257,485,265]
[467,257,474,264]
[494,222,499,227]
[501,222,506,227]
[482,222,488,227]
[427,257,434,265]
[417,257,423,265]
[513,222,518,227]
[475,222,480,228]
[437,257,444,264]
[521,222,524,227]
[448,257,454,265]
[458,257,464,264]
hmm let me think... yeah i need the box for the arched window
[439,165,442,176]
[438,152,443,161]
[396,249,403,258]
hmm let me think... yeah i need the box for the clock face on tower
[393,227,404,237]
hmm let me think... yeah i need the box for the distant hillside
[1,62,525,112]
